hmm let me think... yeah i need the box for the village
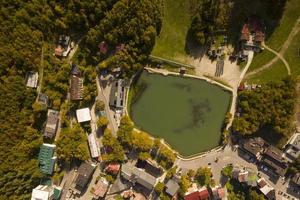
[25,23,300,200]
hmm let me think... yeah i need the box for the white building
[26,71,39,88]
[88,133,100,158]
[76,108,91,123]
[31,185,54,200]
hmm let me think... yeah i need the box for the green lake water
[130,72,231,156]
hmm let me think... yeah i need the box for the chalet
[31,185,61,200]
[109,79,127,110]
[55,35,71,57]
[240,137,267,159]
[87,133,100,159]
[261,146,288,177]
[70,64,83,101]
[76,108,91,123]
[165,178,180,197]
[240,19,265,52]
[38,144,56,175]
[240,24,250,41]
[121,163,157,191]
[44,109,59,138]
[26,71,39,88]
[71,162,96,195]
[92,178,109,199]
[284,133,300,162]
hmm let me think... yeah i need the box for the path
[149,55,195,68]
[246,17,300,78]
[36,43,45,99]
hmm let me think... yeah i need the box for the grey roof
[121,163,134,180]
[291,173,300,186]
[38,93,49,106]
[165,179,180,196]
[109,79,126,109]
[44,109,59,138]
[75,162,95,192]
[132,168,157,190]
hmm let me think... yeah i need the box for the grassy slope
[152,0,192,62]
[247,0,300,74]
[247,60,288,84]
[285,31,300,75]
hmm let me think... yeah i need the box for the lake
[130,71,231,156]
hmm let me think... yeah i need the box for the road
[96,75,118,135]
[177,145,300,200]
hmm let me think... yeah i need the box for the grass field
[152,0,194,63]
[247,0,300,79]
[247,51,275,72]
[247,60,288,84]
[284,31,300,76]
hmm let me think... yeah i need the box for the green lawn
[246,60,288,84]
[247,50,275,72]
[266,0,300,51]
[152,0,194,63]
[284,31,300,76]
[247,0,300,79]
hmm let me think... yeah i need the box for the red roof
[240,24,250,41]
[105,163,120,174]
[254,31,264,42]
[199,189,209,200]
[184,191,200,200]
[217,188,226,198]
[98,41,108,54]
[55,45,63,56]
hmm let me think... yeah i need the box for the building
[211,187,227,200]
[105,163,121,175]
[55,35,71,57]
[240,19,265,52]
[284,133,300,162]
[76,108,91,123]
[144,159,163,178]
[44,109,59,138]
[71,162,96,195]
[291,173,300,187]
[38,93,50,107]
[38,144,56,175]
[87,133,100,158]
[109,79,127,110]
[257,178,275,200]
[121,163,157,191]
[240,137,267,159]
[261,146,288,177]
[184,187,210,200]
[165,178,180,197]
[70,64,83,101]
[31,185,62,200]
[26,71,39,88]
[93,178,109,199]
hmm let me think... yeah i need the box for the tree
[97,116,109,129]
[166,166,177,179]
[178,175,191,198]
[248,189,266,200]
[195,167,215,186]
[154,182,165,194]
[102,129,125,163]
[95,100,105,113]
[222,165,233,178]
[117,116,134,147]
[131,131,154,152]
[56,124,89,164]
[139,152,151,161]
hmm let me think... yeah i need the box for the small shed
[26,71,39,88]
[76,108,91,123]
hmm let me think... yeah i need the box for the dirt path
[246,17,300,78]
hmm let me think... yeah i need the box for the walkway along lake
[129,71,232,156]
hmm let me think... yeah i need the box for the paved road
[177,145,300,200]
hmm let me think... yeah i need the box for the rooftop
[241,137,267,158]
[26,71,39,88]
[31,185,54,200]
[76,108,91,123]
[87,133,100,158]
[165,179,180,197]
[93,178,109,199]
[38,144,56,175]
[74,162,95,193]
[44,109,59,138]
[70,75,83,101]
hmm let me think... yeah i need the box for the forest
[232,77,297,146]
[0,0,162,199]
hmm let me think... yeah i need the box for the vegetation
[102,129,125,163]
[56,124,89,164]
[95,100,105,113]
[97,116,109,129]
[232,77,296,145]
[154,182,165,194]
[195,167,215,186]
[178,174,191,199]
[222,165,233,178]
